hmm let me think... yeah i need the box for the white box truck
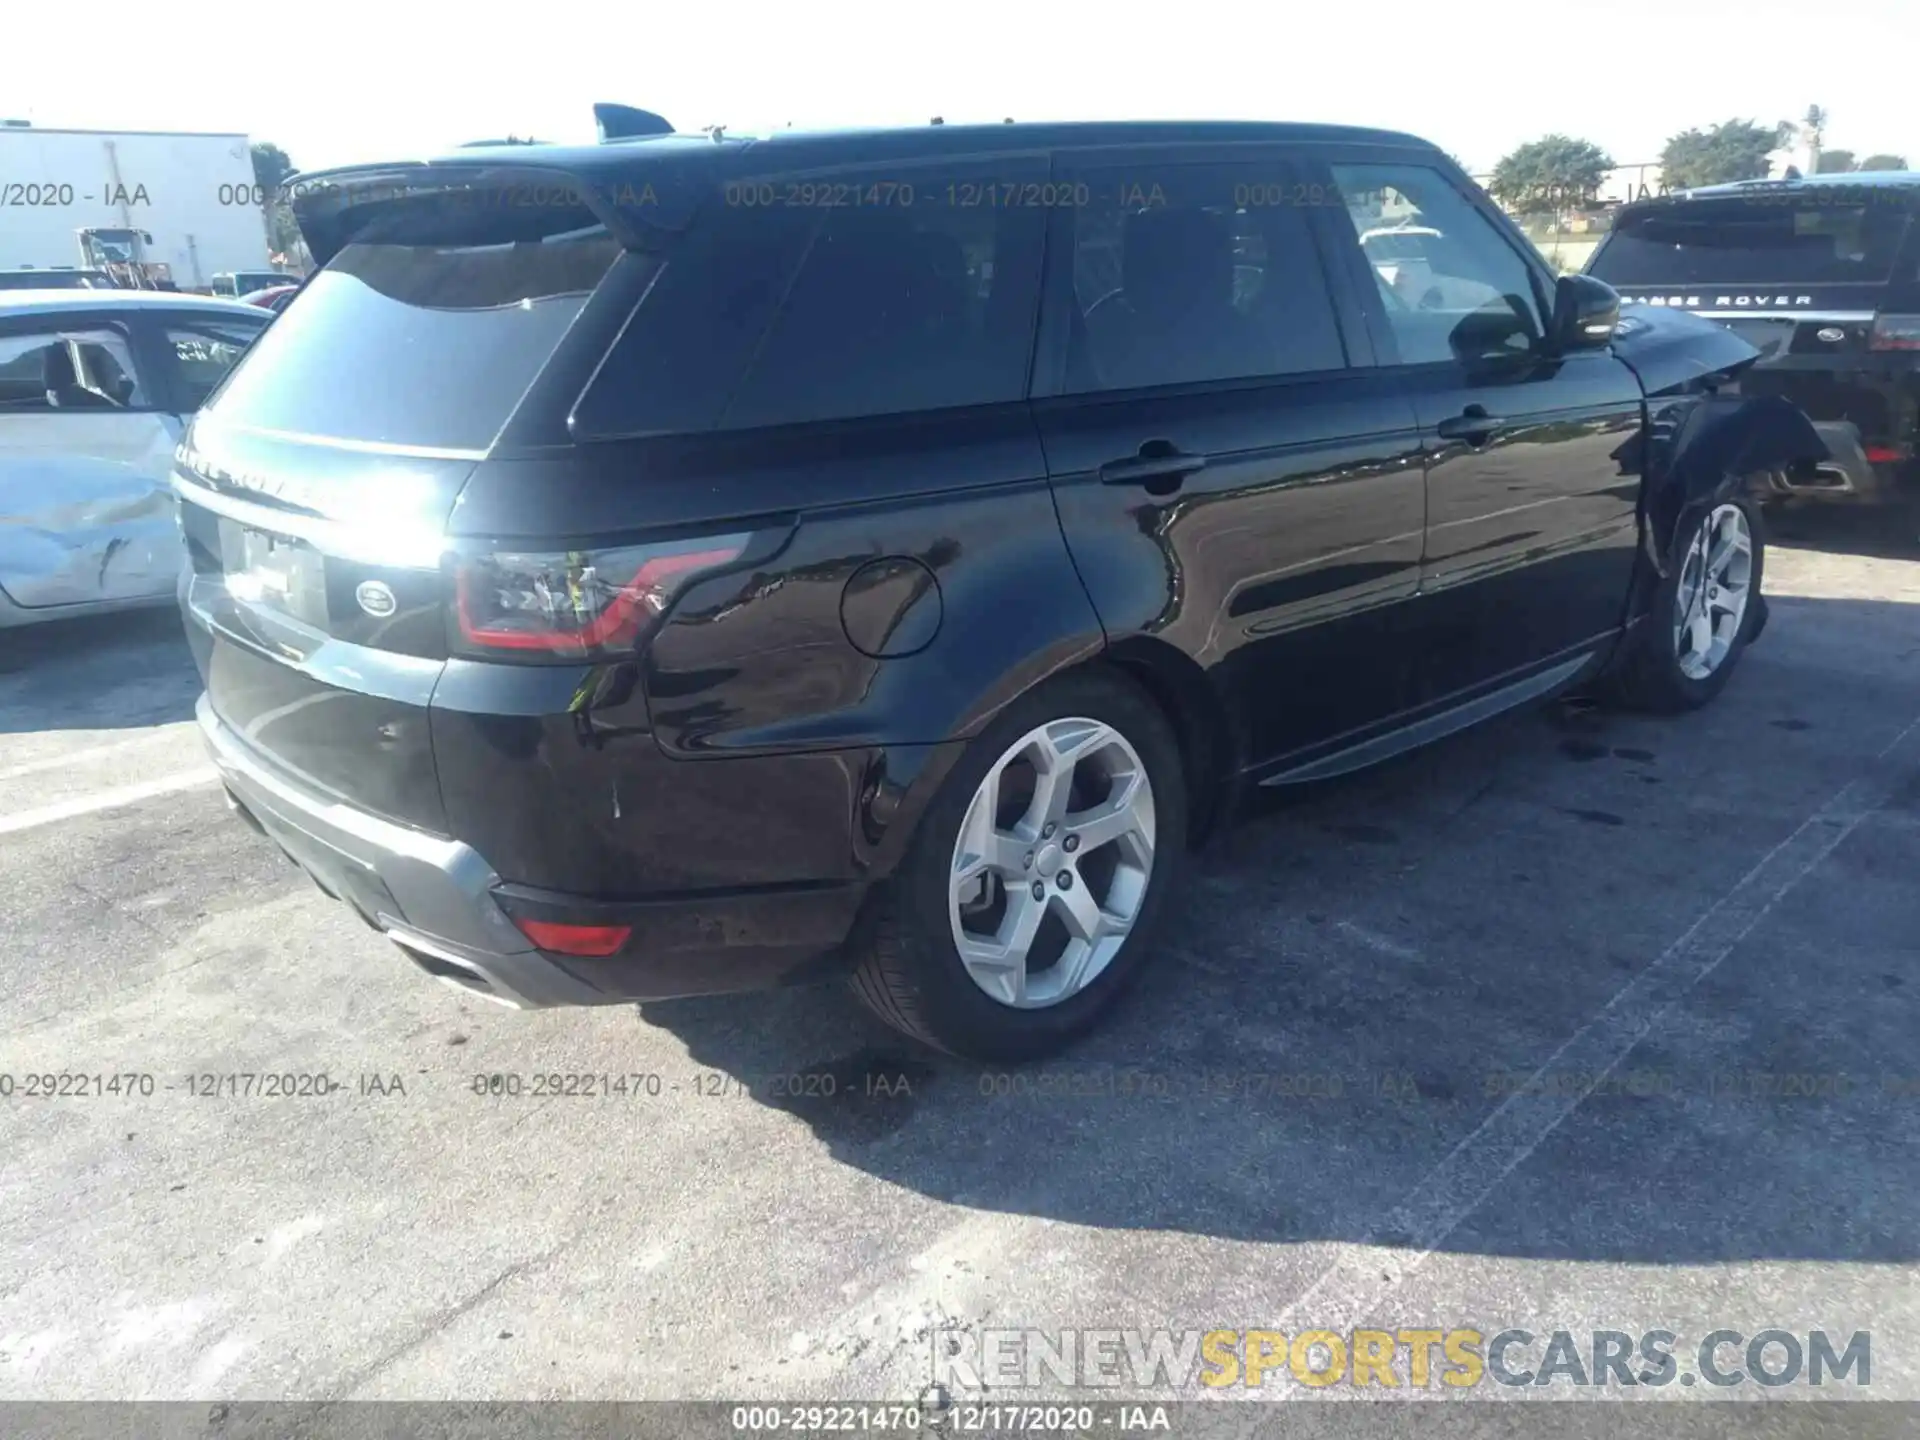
[0,125,275,290]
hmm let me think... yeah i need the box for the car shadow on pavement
[638,596,1920,1262]
[0,607,199,732]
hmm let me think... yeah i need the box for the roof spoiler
[595,104,674,141]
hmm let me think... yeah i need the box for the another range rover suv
[176,117,1826,1060]
[1586,172,1920,523]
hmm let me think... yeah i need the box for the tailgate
[173,187,626,834]
[176,425,471,835]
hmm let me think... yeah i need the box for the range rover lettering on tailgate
[176,111,1828,1060]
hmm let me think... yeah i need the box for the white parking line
[0,768,220,837]
[1275,707,1920,1357]
[0,729,188,783]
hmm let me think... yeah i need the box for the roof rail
[595,104,675,141]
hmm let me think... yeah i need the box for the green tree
[1814,149,1856,173]
[1488,134,1614,214]
[1660,119,1793,189]
[247,143,301,262]
[264,198,302,260]
[1859,153,1910,171]
[250,141,296,195]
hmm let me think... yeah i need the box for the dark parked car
[0,268,118,291]
[1586,172,1920,524]
[175,117,1826,1060]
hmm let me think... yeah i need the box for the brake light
[1869,314,1920,351]
[452,535,749,660]
[512,918,631,956]
[1865,446,1907,464]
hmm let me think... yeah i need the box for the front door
[1033,150,1429,770]
[1317,158,1645,702]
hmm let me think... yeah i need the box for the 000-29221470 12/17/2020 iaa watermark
[925,1326,1874,1394]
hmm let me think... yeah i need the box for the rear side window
[1590,197,1913,287]
[573,159,1049,436]
[1060,161,1348,393]
[204,226,620,452]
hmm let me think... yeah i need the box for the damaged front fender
[1640,390,1827,576]
[1608,305,1829,576]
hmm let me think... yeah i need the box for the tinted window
[572,202,813,438]
[1063,163,1347,392]
[204,227,619,451]
[0,327,147,411]
[574,160,1048,436]
[166,320,264,409]
[1331,163,1546,364]
[1590,197,1913,286]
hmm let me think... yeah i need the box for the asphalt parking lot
[2,514,1918,1418]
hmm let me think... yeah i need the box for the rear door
[0,312,182,607]
[1313,155,1644,702]
[1032,147,1427,770]
[174,192,626,832]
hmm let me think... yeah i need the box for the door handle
[1436,406,1504,446]
[1098,444,1206,493]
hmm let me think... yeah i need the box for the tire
[1610,493,1767,714]
[848,668,1188,1062]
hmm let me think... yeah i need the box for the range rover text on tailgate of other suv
[1586,172,1920,523]
[178,114,1827,1060]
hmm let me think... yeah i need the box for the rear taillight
[1869,314,1920,351]
[451,535,749,661]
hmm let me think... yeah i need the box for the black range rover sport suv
[176,116,1825,1060]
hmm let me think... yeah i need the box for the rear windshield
[1591,197,1912,287]
[203,226,619,451]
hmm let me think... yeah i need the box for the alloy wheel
[947,717,1157,1009]
[1673,503,1753,682]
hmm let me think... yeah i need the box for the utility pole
[1802,105,1827,175]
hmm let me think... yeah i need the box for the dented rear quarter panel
[0,411,184,620]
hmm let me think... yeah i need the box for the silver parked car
[0,290,269,627]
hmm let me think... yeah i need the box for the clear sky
[8,0,1915,176]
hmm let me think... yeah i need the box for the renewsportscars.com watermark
[931,1326,1871,1392]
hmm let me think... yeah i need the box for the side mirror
[1551,273,1621,352]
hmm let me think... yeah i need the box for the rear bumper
[199,694,865,1007]
[1754,421,1905,502]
